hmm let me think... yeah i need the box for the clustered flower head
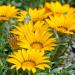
[7,49,50,73]
[0,5,18,21]
[1,1,75,74]
[46,15,75,34]
[45,1,75,16]
[11,21,56,51]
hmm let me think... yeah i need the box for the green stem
[53,30,60,41]
[17,70,19,75]
[25,71,32,75]
[28,72,31,75]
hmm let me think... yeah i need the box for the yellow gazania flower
[46,15,75,34]
[17,8,51,22]
[11,21,56,51]
[17,10,28,22]
[29,8,51,21]
[7,49,50,73]
[67,7,75,18]
[0,5,18,21]
[45,1,73,15]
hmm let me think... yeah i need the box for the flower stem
[53,30,60,41]
[28,72,31,75]
[25,71,32,75]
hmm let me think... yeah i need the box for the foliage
[0,0,75,75]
